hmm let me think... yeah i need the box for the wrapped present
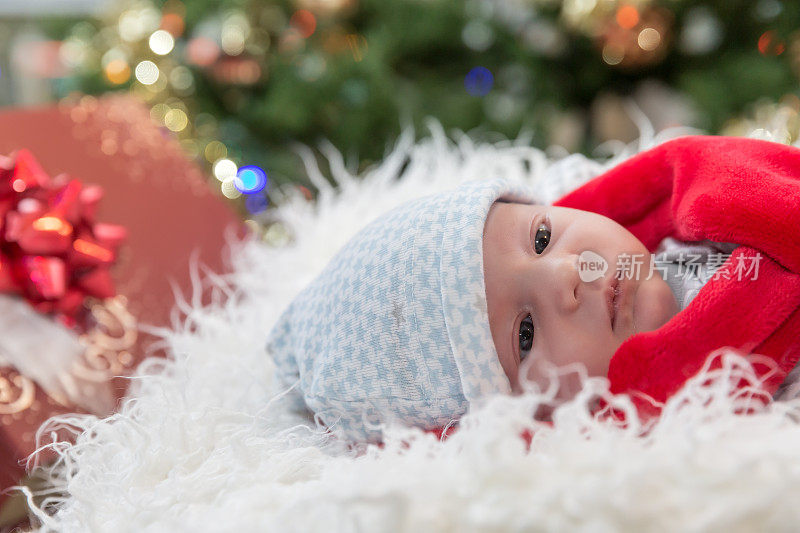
[0,95,243,518]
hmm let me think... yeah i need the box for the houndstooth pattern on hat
[266,179,535,441]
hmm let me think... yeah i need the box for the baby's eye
[533,222,551,254]
[519,314,534,360]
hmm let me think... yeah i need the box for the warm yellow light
[637,28,661,51]
[602,43,624,65]
[204,141,227,162]
[33,216,73,236]
[164,108,189,132]
[105,59,131,85]
[221,177,242,198]
[150,103,170,122]
[73,239,113,262]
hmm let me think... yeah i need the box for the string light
[220,177,242,199]
[290,10,317,39]
[149,30,175,55]
[204,141,227,162]
[134,60,159,85]
[758,30,785,55]
[464,66,493,97]
[616,5,639,29]
[221,24,247,56]
[234,165,268,194]
[164,108,188,131]
[32,216,72,236]
[213,159,237,182]
[104,59,131,85]
[245,193,269,214]
[160,12,185,36]
[186,37,220,67]
[638,28,661,51]
[602,43,625,65]
[169,65,193,91]
[346,34,367,61]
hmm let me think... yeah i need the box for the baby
[266,135,800,441]
[482,199,680,400]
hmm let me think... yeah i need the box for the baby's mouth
[606,276,620,330]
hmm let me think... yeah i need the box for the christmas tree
[43,0,800,219]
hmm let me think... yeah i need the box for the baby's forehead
[489,198,546,213]
[484,199,541,227]
[493,198,538,206]
[482,201,541,259]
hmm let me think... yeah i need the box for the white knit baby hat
[266,178,536,441]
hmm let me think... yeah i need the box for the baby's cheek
[518,351,595,399]
[517,357,551,395]
[634,277,680,333]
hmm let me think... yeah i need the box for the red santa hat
[554,135,800,418]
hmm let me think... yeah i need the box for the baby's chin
[632,276,680,335]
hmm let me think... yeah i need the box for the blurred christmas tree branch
[19,0,800,222]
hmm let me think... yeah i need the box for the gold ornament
[0,370,35,416]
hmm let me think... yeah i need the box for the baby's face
[482,201,679,397]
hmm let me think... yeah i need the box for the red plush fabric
[554,135,800,416]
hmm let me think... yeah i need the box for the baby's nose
[554,253,582,311]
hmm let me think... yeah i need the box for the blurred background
[1,0,799,223]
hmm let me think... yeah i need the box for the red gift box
[0,94,243,514]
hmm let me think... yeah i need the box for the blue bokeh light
[245,192,269,214]
[464,66,493,97]
[234,165,268,194]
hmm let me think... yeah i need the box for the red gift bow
[0,149,127,326]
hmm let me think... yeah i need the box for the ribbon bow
[0,149,126,327]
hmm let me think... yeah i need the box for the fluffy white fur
[16,120,800,532]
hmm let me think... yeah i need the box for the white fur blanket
[19,121,800,532]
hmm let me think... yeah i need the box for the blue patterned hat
[266,179,535,441]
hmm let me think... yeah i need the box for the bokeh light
[34,0,800,225]
[464,66,493,97]
[221,22,247,56]
[245,193,269,214]
[149,30,175,55]
[213,159,238,182]
[758,30,785,55]
[164,108,189,131]
[160,12,185,37]
[296,54,326,81]
[220,177,242,199]
[134,60,159,85]
[638,28,661,51]
[346,34,367,61]
[616,5,640,29]
[169,66,194,92]
[462,21,494,52]
[234,165,268,194]
[104,59,131,85]
[290,10,317,38]
[150,102,169,122]
[602,43,625,65]
[204,141,227,162]
[679,7,723,55]
[118,8,160,42]
[187,37,220,67]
